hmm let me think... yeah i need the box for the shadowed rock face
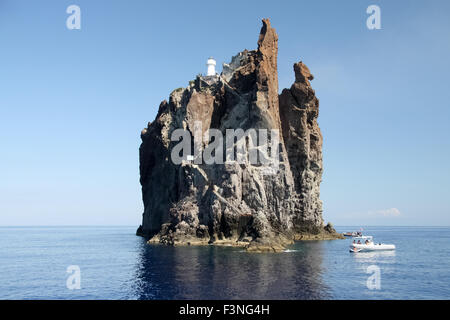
[137,19,341,252]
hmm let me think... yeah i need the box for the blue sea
[0,226,449,300]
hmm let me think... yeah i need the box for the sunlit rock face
[137,19,341,252]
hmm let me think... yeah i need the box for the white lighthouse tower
[206,57,216,76]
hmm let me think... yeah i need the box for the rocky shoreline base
[138,224,344,253]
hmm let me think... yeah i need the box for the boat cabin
[352,236,373,245]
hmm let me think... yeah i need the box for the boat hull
[349,244,395,252]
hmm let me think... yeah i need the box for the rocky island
[137,19,343,252]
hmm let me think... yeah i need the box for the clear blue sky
[1,0,449,226]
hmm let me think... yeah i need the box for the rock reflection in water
[133,239,331,299]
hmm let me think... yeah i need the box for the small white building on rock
[206,57,216,76]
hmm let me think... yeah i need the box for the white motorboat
[342,231,362,237]
[349,236,395,252]
[342,228,364,237]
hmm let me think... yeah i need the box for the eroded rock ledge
[137,19,343,253]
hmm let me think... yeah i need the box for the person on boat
[365,240,369,245]
[357,240,361,244]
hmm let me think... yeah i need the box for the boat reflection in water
[352,250,396,259]
[350,249,397,278]
[132,239,332,299]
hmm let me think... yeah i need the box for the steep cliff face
[279,62,324,234]
[137,19,341,252]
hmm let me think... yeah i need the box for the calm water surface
[0,226,449,299]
